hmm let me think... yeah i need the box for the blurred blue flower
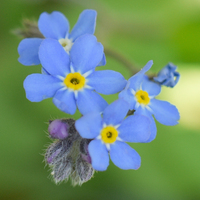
[153,63,180,87]
[75,99,151,171]
[18,10,105,66]
[23,34,126,115]
[119,60,180,142]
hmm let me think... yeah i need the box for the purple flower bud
[48,119,69,139]
[153,63,180,87]
[45,118,95,185]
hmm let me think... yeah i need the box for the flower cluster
[17,10,180,186]
[45,119,94,185]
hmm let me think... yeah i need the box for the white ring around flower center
[58,38,73,52]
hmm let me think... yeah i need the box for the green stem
[104,48,139,75]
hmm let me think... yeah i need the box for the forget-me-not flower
[119,60,180,142]
[23,34,127,115]
[75,99,151,171]
[18,10,106,66]
[153,63,180,87]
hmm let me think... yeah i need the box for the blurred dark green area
[0,0,200,199]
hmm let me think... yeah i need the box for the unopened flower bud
[153,63,180,87]
[53,156,73,184]
[80,139,92,164]
[75,155,94,185]
[48,119,69,140]
[13,19,44,38]
[45,118,95,186]
[45,139,73,165]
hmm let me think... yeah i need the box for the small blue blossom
[153,63,180,87]
[119,60,180,142]
[18,10,105,66]
[23,34,127,115]
[75,99,151,171]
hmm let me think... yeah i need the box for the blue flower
[75,99,151,171]
[119,60,180,142]
[18,10,105,66]
[23,34,127,115]
[153,63,180,87]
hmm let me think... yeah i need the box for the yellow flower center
[101,126,118,144]
[64,72,86,90]
[135,90,150,105]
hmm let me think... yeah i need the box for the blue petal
[69,9,97,41]
[39,39,70,76]
[118,87,136,110]
[38,11,69,39]
[103,99,129,125]
[129,60,153,91]
[53,89,76,115]
[75,113,103,139]
[18,38,43,66]
[97,53,106,66]
[141,75,161,96]
[110,141,141,170]
[41,67,50,75]
[70,34,103,74]
[134,106,157,142]
[88,140,109,171]
[135,60,153,76]
[150,99,180,126]
[118,114,151,143]
[77,89,108,115]
[145,116,157,142]
[88,70,127,95]
[23,74,61,102]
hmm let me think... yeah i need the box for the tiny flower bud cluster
[17,9,180,186]
[45,119,94,185]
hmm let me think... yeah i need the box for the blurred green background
[1,0,200,199]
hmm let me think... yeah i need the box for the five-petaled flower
[153,63,180,87]
[18,10,105,66]
[23,34,127,115]
[75,99,151,171]
[119,60,180,142]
